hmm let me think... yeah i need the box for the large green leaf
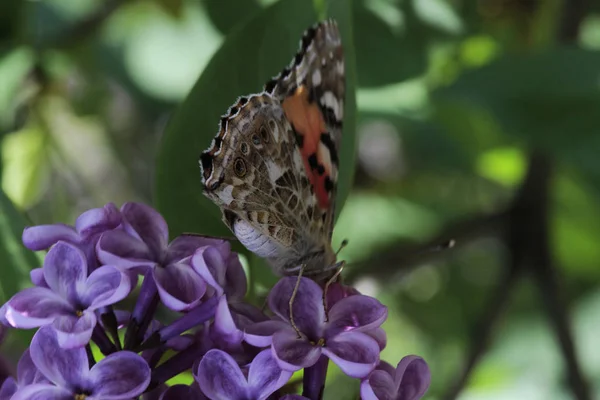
[0,189,38,350]
[0,189,38,303]
[353,0,428,87]
[156,0,357,238]
[434,47,600,194]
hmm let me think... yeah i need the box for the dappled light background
[0,0,599,399]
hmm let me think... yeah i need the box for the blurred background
[0,0,599,399]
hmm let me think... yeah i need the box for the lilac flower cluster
[0,202,430,400]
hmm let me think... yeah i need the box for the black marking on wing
[319,133,338,166]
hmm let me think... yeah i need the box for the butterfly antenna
[289,265,306,339]
[323,260,345,322]
[336,239,349,257]
[430,239,456,252]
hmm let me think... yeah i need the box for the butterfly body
[200,20,344,282]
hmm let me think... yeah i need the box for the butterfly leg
[289,264,306,338]
[323,260,346,322]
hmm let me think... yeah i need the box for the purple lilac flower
[0,201,431,400]
[244,277,387,378]
[22,203,121,271]
[0,350,47,400]
[194,348,292,400]
[360,356,431,400]
[11,326,150,400]
[96,202,228,312]
[3,241,130,348]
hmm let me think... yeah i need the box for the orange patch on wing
[282,85,332,210]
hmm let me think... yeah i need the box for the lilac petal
[29,268,47,288]
[5,288,73,328]
[325,282,360,309]
[96,230,155,271]
[29,326,88,389]
[248,349,292,399]
[366,328,387,351]
[191,246,227,295]
[43,242,88,301]
[243,320,288,347]
[212,296,242,345]
[322,331,379,378]
[52,312,96,348]
[154,263,207,311]
[395,356,430,400]
[17,349,44,385]
[224,254,247,301]
[268,277,325,339]
[271,329,321,371]
[229,303,268,328]
[280,396,310,400]
[75,203,121,238]
[361,369,396,400]
[325,295,387,337]
[22,225,79,251]
[375,360,396,377]
[0,377,17,399]
[195,349,248,400]
[121,203,168,257]
[80,265,131,310]
[89,351,150,398]
[166,235,228,265]
[12,384,72,400]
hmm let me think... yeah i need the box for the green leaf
[156,0,357,237]
[352,0,428,87]
[434,47,600,194]
[2,125,50,208]
[0,188,38,349]
[203,0,263,35]
[326,0,357,219]
[0,189,37,303]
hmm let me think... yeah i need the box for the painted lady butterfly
[199,20,345,283]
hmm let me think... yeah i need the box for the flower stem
[92,325,117,355]
[125,270,159,350]
[302,355,329,400]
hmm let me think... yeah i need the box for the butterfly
[199,19,345,283]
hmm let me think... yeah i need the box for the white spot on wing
[267,160,284,182]
[320,91,341,120]
[312,69,322,85]
[217,185,234,205]
[318,141,333,176]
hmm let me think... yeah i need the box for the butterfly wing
[266,19,344,236]
[200,20,344,277]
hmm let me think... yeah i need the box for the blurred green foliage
[0,0,600,398]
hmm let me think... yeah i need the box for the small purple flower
[245,277,387,378]
[0,350,47,400]
[192,245,247,301]
[22,203,121,270]
[12,326,150,400]
[3,242,130,348]
[195,349,292,400]
[360,356,431,400]
[97,202,228,311]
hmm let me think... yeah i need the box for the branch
[346,211,506,283]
